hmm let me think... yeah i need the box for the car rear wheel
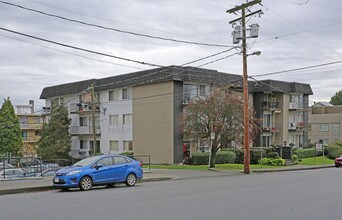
[125,173,137,187]
[79,176,93,191]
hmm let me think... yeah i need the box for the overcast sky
[1,0,341,111]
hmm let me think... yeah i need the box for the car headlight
[66,170,82,176]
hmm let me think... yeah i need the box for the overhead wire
[0,1,233,48]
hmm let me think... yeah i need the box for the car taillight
[139,162,142,167]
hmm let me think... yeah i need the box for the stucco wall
[133,82,174,164]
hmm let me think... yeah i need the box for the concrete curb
[0,177,174,196]
[251,165,335,173]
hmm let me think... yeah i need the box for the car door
[91,157,114,184]
[111,156,130,182]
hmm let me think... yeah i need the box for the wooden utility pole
[91,83,96,155]
[227,0,262,174]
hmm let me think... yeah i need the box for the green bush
[191,151,236,165]
[291,155,298,163]
[267,152,279,159]
[230,148,244,164]
[326,145,342,159]
[297,148,319,159]
[230,147,273,164]
[259,158,285,166]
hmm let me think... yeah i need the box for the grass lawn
[298,156,334,165]
[143,163,277,170]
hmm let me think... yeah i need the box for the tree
[0,97,23,155]
[181,86,260,168]
[37,104,71,159]
[330,89,342,105]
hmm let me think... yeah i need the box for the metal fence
[0,156,68,180]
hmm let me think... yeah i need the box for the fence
[0,156,68,180]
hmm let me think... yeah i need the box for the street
[1,168,341,220]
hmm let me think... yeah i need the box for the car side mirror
[95,164,103,170]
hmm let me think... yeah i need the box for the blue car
[53,154,143,191]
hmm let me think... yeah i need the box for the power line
[0,1,233,48]
[0,26,162,68]
[251,60,342,78]
[197,52,240,67]
[0,33,145,70]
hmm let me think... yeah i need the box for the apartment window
[183,84,198,103]
[123,114,132,125]
[109,90,119,101]
[333,124,339,135]
[22,131,27,140]
[123,141,133,151]
[35,117,42,124]
[80,117,87,126]
[80,140,87,149]
[110,140,119,151]
[319,139,329,146]
[318,124,329,132]
[122,88,132,100]
[199,85,206,96]
[109,115,119,126]
[90,140,100,153]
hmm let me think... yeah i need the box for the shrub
[291,155,298,163]
[326,145,342,159]
[230,147,272,164]
[191,151,236,165]
[230,148,244,164]
[259,158,285,166]
[267,152,279,159]
[297,148,318,159]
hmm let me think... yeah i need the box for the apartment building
[40,66,312,163]
[309,104,342,145]
[252,80,312,148]
[16,100,44,156]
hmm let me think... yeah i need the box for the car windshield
[73,156,102,167]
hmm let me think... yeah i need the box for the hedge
[326,145,342,159]
[229,147,277,164]
[259,158,285,166]
[192,151,236,165]
[297,148,321,159]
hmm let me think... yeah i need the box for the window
[80,117,87,126]
[123,114,132,125]
[97,157,113,167]
[199,85,206,96]
[109,90,119,101]
[318,124,329,132]
[80,140,86,150]
[109,115,119,126]
[22,131,27,140]
[122,88,132,100]
[333,124,339,135]
[110,140,119,151]
[89,141,100,153]
[114,156,127,164]
[123,141,133,151]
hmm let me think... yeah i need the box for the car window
[113,156,127,165]
[97,157,113,167]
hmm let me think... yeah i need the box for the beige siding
[133,82,174,164]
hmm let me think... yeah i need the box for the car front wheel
[79,176,93,191]
[125,173,137,187]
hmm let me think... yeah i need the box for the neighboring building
[40,66,313,163]
[16,100,44,156]
[309,105,342,146]
[252,80,313,148]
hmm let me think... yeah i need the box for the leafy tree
[181,86,260,168]
[330,89,342,105]
[37,104,71,159]
[0,97,23,155]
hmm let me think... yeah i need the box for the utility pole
[91,83,96,155]
[227,0,262,174]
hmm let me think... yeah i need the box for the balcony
[71,102,100,114]
[70,126,101,135]
[289,102,303,110]
[289,122,304,130]
[262,100,280,111]
[20,124,43,130]
[23,136,40,142]
[262,123,280,132]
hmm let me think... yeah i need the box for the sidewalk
[0,165,335,195]
[0,169,176,195]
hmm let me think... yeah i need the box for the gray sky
[0,0,341,111]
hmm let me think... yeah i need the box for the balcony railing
[262,123,280,132]
[70,102,100,113]
[70,126,101,135]
[289,102,303,110]
[289,122,304,130]
[262,100,280,110]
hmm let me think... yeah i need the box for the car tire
[79,176,93,191]
[125,173,137,187]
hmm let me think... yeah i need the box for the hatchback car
[53,154,143,191]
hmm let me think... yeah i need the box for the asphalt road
[1,168,342,220]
